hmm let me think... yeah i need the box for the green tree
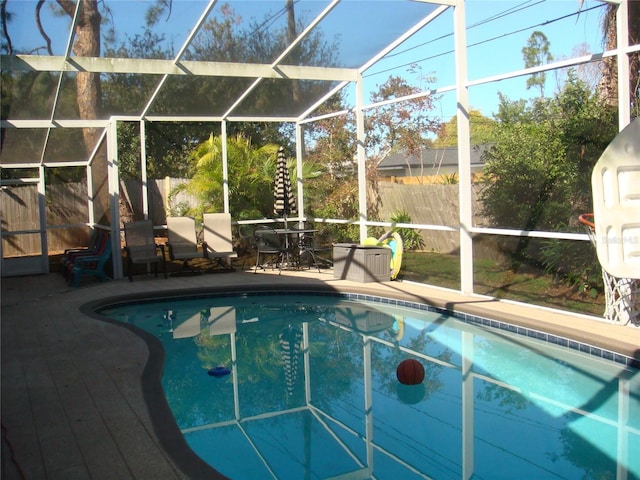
[1,0,104,163]
[522,30,553,97]
[481,72,617,281]
[551,70,618,210]
[484,73,617,229]
[174,134,274,220]
[303,93,384,242]
[303,92,357,234]
[481,117,565,232]
[433,109,497,148]
[303,75,442,241]
[494,93,530,124]
[175,134,321,222]
[367,75,440,162]
[103,2,340,182]
[103,28,205,181]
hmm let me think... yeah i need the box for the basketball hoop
[578,213,595,230]
[578,213,597,247]
[579,213,640,326]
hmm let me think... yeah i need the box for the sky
[361,0,607,119]
[4,0,608,120]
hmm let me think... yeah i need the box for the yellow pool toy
[378,231,403,280]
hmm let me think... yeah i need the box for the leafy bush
[539,235,603,296]
[390,211,424,251]
[481,74,617,232]
[480,73,617,280]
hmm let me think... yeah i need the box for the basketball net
[579,214,640,326]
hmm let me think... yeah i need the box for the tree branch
[35,0,53,55]
[1,0,13,54]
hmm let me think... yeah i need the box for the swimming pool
[98,291,639,480]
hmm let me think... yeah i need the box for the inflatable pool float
[363,232,403,280]
[378,232,403,280]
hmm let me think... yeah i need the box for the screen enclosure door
[1,179,49,277]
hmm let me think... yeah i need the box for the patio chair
[254,225,289,274]
[67,235,112,287]
[309,228,334,268]
[60,228,107,279]
[202,213,237,271]
[123,220,167,282]
[166,216,206,274]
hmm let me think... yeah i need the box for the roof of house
[378,145,490,171]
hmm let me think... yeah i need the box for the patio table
[274,228,318,269]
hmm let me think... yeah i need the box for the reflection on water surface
[100,293,639,480]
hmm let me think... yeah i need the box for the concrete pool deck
[2,269,639,479]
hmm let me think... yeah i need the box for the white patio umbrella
[273,146,297,230]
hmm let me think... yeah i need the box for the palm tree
[174,134,321,222]
[172,134,272,220]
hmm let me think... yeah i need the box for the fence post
[164,176,170,215]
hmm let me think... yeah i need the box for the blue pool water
[99,292,639,480]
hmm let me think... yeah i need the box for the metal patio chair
[202,213,238,271]
[123,220,167,282]
[166,216,207,274]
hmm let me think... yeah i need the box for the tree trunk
[55,0,134,226]
[56,0,102,149]
[286,0,301,107]
[598,2,640,115]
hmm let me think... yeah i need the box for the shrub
[390,211,425,251]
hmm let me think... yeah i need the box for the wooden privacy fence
[2,182,92,256]
[2,179,487,257]
[122,177,195,225]
[1,178,194,256]
[378,183,489,254]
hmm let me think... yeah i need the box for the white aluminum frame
[0,0,634,300]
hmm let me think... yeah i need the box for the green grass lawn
[399,251,604,317]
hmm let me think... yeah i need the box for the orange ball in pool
[396,359,425,385]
